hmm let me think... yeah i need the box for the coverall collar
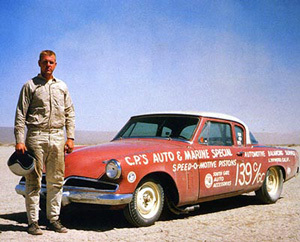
[37,73,57,83]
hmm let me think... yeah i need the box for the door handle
[237,151,244,156]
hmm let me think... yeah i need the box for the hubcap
[266,168,279,195]
[136,182,161,219]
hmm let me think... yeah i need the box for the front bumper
[15,181,132,207]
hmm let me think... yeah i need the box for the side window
[235,126,244,146]
[199,121,233,146]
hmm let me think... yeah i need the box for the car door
[233,124,266,191]
[195,119,241,198]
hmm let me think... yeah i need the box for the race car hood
[64,138,185,179]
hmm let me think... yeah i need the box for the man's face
[38,54,57,79]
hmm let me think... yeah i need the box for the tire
[124,179,164,227]
[255,167,283,204]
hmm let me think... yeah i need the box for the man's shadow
[0,211,28,232]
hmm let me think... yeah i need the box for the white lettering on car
[153,152,175,163]
[285,150,296,156]
[204,170,232,188]
[125,157,135,166]
[268,150,284,156]
[184,149,210,160]
[213,181,232,188]
[235,162,265,186]
[125,154,148,166]
[177,151,183,161]
[244,151,266,158]
[218,159,236,167]
[172,159,236,172]
[133,154,149,165]
[173,162,199,172]
[125,149,234,167]
[268,157,290,163]
[211,149,233,159]
[199,161,217,169]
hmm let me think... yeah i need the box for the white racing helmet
[7,151,35,176]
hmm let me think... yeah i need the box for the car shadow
[60,205,130,231]
[0,194,278,232]
[163,193,263,221]
[0,207,130,233]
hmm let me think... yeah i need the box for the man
[14,50,75,235]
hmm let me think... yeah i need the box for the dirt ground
[1,145,300,242]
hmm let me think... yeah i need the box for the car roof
[134,111,244,124]
[133,111,252,144]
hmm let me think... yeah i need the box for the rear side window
[250,132,258,144]
[199,121,233,146]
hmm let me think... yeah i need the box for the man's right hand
[15,143,27,154]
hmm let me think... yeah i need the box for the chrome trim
[38,174,118,188]
[15,183,132,207]
[63,176,119,192]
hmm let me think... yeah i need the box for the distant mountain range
[0,127,299,145]
[254,132,299,146]
[0,127,117,145]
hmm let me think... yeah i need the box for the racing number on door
[235,162,265,186]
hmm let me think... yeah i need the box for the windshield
[114,115,200,141]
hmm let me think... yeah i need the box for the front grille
[64,177,117,191]
[21,174,118,192]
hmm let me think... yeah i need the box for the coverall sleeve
[14,83,32,144]
[64,87,75,140]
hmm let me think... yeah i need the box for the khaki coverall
[14,74,75,224]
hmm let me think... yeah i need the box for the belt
[28,127,64,133]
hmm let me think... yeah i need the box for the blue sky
[0,1,299,133]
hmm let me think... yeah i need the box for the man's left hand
[65,139,74,153]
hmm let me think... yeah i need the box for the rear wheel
[124,179,164,227]
[255,167,283,204]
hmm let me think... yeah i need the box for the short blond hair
[39,50,56,61]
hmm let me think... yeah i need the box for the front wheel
[255,167,283,204]
[124,179,164,227]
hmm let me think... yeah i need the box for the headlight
[105,159,121,179]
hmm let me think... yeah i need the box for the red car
[16,112,299,227]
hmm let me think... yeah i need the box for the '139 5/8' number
[235,162,265,186]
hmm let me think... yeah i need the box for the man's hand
[15,143,27,154]
[65,139,74,153]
